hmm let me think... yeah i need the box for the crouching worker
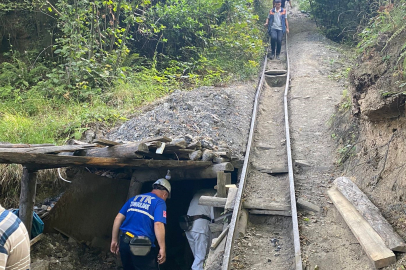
[265,0,289,60]
[0,203,31,270]
[181,190,215,270]
[111,179,171,270]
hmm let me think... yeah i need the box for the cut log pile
[328,177,406,268]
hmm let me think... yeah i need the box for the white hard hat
[153,178,171,197]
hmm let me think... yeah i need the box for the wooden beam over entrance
[0,152,212,170]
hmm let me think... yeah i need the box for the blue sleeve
[154,200,167,224]
[119,198,132,216]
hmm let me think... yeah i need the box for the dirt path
[288,9,375,270]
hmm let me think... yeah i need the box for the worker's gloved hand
[157,249,166,264]
[110,240,119,255]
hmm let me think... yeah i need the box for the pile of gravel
[107,85,256,159]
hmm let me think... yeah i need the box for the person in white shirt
[185,190,215,270]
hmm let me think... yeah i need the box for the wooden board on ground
[265,69,287,75]
[30,233,44,246]
[328,186,396,268]
[243,200,290,211]
[249,209,291,216]
[334,177,406,252]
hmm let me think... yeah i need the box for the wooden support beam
[236,209,249,239]
[328,186,396,268]
[19,167,37,238]
[127,171,145,199]
[0,152,212,170]
[225,187,238,211]
[199,196,226,208]
[217,171,227,198]
[211,226,229,250]
[81,143,149,159]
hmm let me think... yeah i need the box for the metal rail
[221,53,268,270]
[221,32,303,269]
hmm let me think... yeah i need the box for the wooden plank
[199,196,226,208]
[0,152,213,170]
[0,145,96,154]
[81,143,149,159]
[19,167,37,238]
[92,139,121,146]
[334,177,406,252]
[328,186,396,268]
[236,209,248,239]
[243,200,290,211]
[225,187,238,211]
[140,136,172,144]
[253,165,288,174]
[156,143,166,154]
[264,69,287,75]
[30,233,44,246]
[211,226,229,250]
[249,210,291,216]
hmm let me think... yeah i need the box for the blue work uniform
[119,192,167,270]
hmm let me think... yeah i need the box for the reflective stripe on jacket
[268,8,287,34]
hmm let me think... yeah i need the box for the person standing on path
[0,203,31,270]
[265,0,289,60]
[111,178,171,270]
[185,189,215,270]
[274,0,292,9]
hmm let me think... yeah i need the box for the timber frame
[0,137,237,237]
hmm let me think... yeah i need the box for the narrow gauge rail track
[221,33,302,270]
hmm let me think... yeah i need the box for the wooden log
[334,177,406,252]
[202,149,215,162]
[0,145,96,154]
[82,143,149,159]
[92,139,121,146]
[199,196,227,208]
[0,144,54,148]
[253,165,288,174]
[236,209,248,239]
[225,187,238,211]
[328,186,396,268]
[249,210,291,216]
[189,150,203,161]
[243,200,290,211]
[30,233,44,246]
[217,171,227,198]
[67,139,90,145]
[187,141,202,150]
[0,152,213,170]
[19,167,37,238]
[145,141,162,149]
[214,151,231,159]
[211,225,229,250]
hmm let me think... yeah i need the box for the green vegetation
[0,0,267,144]
[357,0,406,95]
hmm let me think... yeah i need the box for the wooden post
[19,167,38,238]
[215,171,227,217]
[127,171,145,199]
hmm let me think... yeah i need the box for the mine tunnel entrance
[140,177,221,270]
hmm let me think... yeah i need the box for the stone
[31,260,50,270]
